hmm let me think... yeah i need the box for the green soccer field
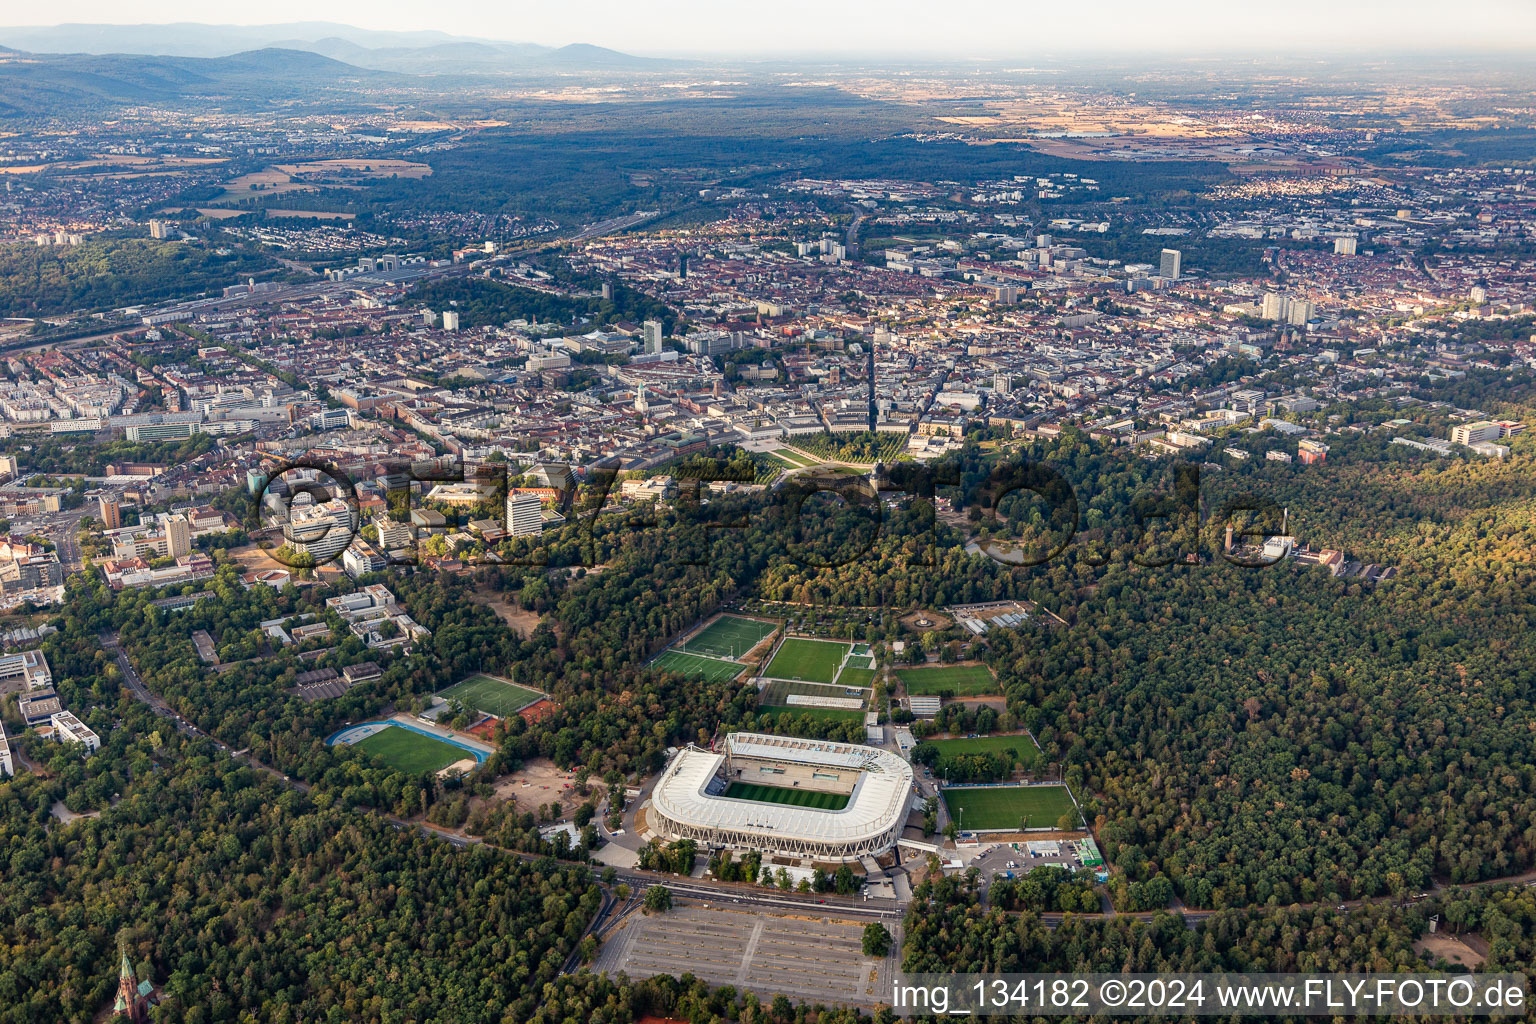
[723,781,850,810]
[763,637,850,684]
[354,726,469,774]
[758,705,866,730]
[439,674,544,716]
[654,649,748,682]
[926,732,1043,766]
[836,666,878,688]
[677,615,777,659]
[942,785,1078,831]
[897,664,999,696]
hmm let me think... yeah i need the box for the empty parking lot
[593,903,897,1007]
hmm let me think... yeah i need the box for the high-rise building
[1160,248,1183,281]
[1334,236,1358,256]
[642,319,664,355]
[506,493,544,537]
[0,721,11,778]
[994,372,1013,395]
[148,219,171,240]
[164,514,192,559]
[98,495,122,530]
[284,499,357,562]
[441,311,460,331]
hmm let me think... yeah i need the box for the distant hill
[0,22,685,72]
[0,46,396,116]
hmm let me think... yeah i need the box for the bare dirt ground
[471,585,544,635]
[492,757,579,813]
[1413,932,1487,968]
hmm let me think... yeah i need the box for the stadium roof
[651,732,913,845]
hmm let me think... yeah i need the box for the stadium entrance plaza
[593,903,901,1008]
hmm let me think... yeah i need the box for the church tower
[112,938,145,1022]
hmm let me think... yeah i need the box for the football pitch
[759,704,865,726]
[723,781,850,810]
[677,615,777,659]
[942,785,1078,831]
[354,726,469,774]
[927,732,1043,766]
[654,649,747,683]
[439,674,543,717]
[897,664,998,696]
[763,637,850,684]
[836,666,878,688]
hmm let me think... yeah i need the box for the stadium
[648,732,914,862]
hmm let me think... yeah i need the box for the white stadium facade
[648,732,914,862]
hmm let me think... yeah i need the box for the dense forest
[0,237,274,317]
[407,277,672,333]
[0,434,217,478]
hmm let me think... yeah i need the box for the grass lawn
[678,615,777,659]
[654,649,747,683]
[942,785,1077,831]
[759,704,866,726]
[439,674,543,717]
[724,781,849,810]
[771,448,817,468]
[927,732,1043,766]
[763,637,850,684]
[897,664,999,696]
[354,726,468,774]
[836,666,878,688]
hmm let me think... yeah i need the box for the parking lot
[967,840,1091,891]
[593,903,898,1007]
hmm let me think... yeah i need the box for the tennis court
[654,649,748,682]
[677,615,777,659]
[439,674,544,717]
[723,781,850,810]
[762,637,850,684]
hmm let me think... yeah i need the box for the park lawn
[763,637,850,684]
[354,726,467,774]
[439,674,544,716]
[942,785,1077,831]
[654,649,746,683]
[678,615,777,659]
[723,781,850,810]
[897,664,999,696]
[927,732,1043,766]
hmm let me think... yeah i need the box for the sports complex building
[648,732,914,862]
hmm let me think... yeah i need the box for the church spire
[112,935,146,1022]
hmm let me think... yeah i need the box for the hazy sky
[8,0,1536,56]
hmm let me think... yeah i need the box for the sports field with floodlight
[654,649,748,682]
[763,637,851,684]
[439,674,544,717]
[677,615,777,659]
[942,785,1077,831]
[896,664,999,696]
